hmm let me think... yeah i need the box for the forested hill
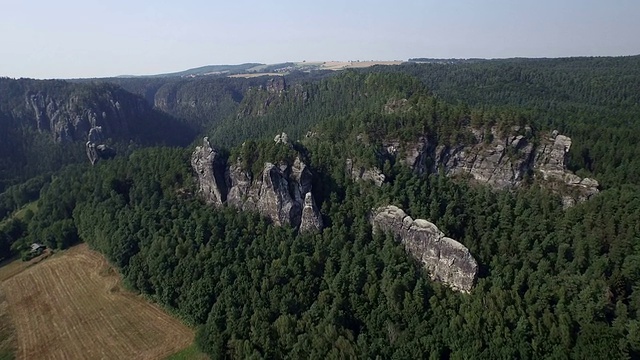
[2,56,640,358]
[99,56,640,188]
[88,71,333,133]
[364,56,640,187]
[400,56,640,109]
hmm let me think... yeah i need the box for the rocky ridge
[23,87,146,143]
[371,205,478,293]
[191,136,323,233]
[0,78,197,166]
[377,127,599,206]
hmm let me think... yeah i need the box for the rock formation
[345,158,385,187]
[266,77,286,95]
[191,136,323,233]
[371,205,478,293]
[238,77,288,118]
[191,137,227,206]
[274,132,290,145]
[386,127,599,206]
[1,78,192,165]
[85,126,115,165]
[300,193,323,233]
[256,163,301,227]
[226,158,320,230]
[533,132,600,207]
[24,89,143,143]
[383,98,410,114]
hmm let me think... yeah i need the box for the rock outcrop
[345,158,385,187]
[435,128,535,189]
[274,132,290,145]
[266,77,286,95]
[256,163,299,226]
[191,137,227,206]
[238,77,288,118]
[191,136,323,233]
[387,127,599,206]
[85,126,115,165]
[300,193,323,233]
[371,205,478,293]
[533,132,600,207]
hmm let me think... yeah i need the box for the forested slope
[370,56,640,187]
[19,140,640,359]
[100,71,333,136]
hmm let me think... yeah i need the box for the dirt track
[0,244,193,360]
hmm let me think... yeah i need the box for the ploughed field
[0,244,194,360]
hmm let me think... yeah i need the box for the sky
[0,0,638,79]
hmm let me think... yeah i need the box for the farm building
[30,243,45,253]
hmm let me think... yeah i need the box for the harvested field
[0,244,194,360]
[0,251,51,283]
[0,289,16,359]
[318,60,403,70]
[0,257,26,283]
[227,60,403,78]
[229,72,286,78]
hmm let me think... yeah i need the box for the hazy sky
[1,0,638,79]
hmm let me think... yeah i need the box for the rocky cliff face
[238,77,288,118]
[266,77,286,94]
[23,87,147,143]
[533,132,600,206]
[1,78,194,164]
[24,86,131,164]
[371,205,478,293]
[385,127,599,206]
[191,136,323,233]
[191,137,227,206]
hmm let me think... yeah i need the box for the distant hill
[120,63,263,78]
[407,58,487,64]
[121,61,405,79]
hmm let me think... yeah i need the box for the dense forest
[2,56,640,358]
[369,56,640,188]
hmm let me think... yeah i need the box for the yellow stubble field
[0,244,194,360]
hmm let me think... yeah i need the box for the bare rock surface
[191,137,227,206]
[371,205,478,293]
[300,193,324,233]
[86,126,115,165]
[25,90,142,143]
[391,128,598,206]
[191,136,323,232]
